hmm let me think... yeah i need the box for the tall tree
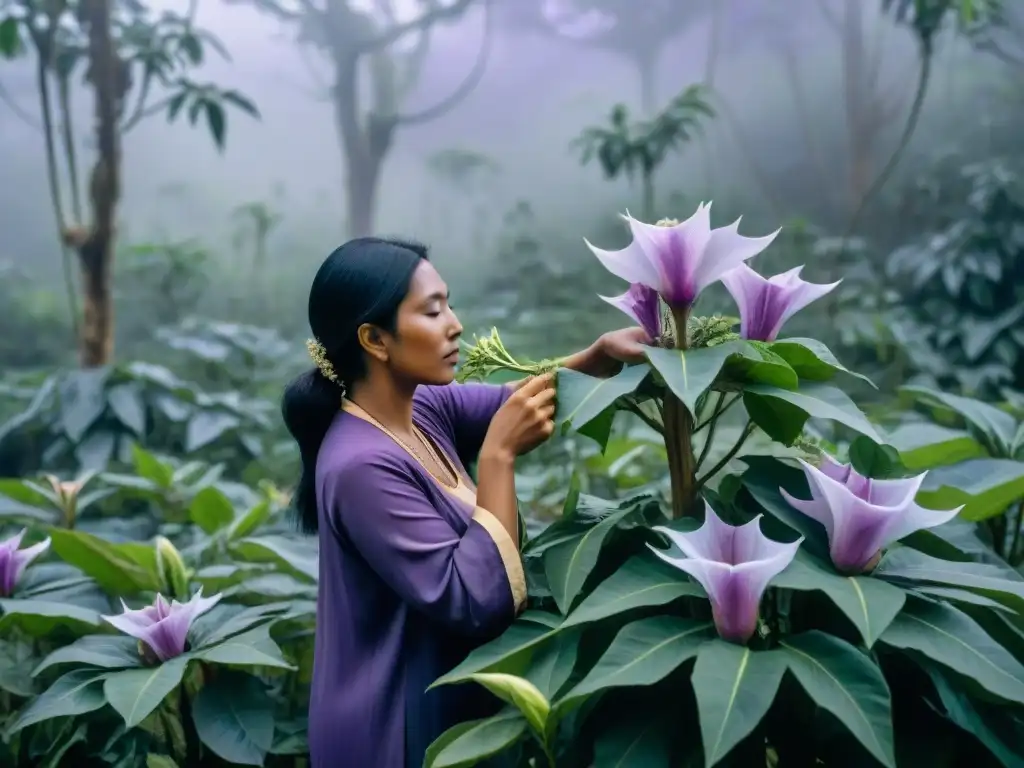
[227,0,494,238]
[500,0,713,114]
[0,0,258,367]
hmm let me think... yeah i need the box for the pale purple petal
[649,507,802,643]
[102,589,222,662]
[0,531,49,597]
[784,458,959,573]
[720,264,838,342]
[626,205,713,305]
[599,283,662,340]
[143,611,193,661]
[583,236,662,291]
[691,219,780,299]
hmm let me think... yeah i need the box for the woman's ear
[357,323,389,363]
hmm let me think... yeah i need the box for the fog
[0,0,1017,290]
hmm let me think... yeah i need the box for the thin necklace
[345,400,459,489]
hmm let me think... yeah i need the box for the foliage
[430,208,1024,767]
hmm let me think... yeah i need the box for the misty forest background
[2,0,1024,548]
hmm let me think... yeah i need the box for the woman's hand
[481,373,557,460]
[561,326,652,378]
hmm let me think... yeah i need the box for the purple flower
[720,264,840,342]
[600,283,662,340]
[585,203,779,308]
[648,506,802,643]
[0,530,50,597]
[780,456,962,573]
[102,589,221,662]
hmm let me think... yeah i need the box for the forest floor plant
[441,204,1024,767]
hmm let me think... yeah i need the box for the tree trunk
[78,0,120,368]
[841,0,873,215]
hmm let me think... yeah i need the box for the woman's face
[384,260,463,385]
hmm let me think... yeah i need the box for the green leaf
[58,368,110,442]
[427,709,527,768]
[48,528,161,593]
[195,624,295,670]
[691,641,785,767]
[7,669,108,733]
[879,599,1024,704]
[0,17,22,58]
[544,506,633,614]
[916,458,1024,521]
[646,341,752,416]
[434,620,557,687]
[847,436,905,479]
[779,631,896,767]
[205,100,226,150]
[230,535,317,582]
[146,756,179,768]
[191,602,291,648]
[192,671,275,766]
[555,363,651,448]
[772,557,906,648]
[523,633,578,701]
[227,500,271,541]
[901,385,1016,455]
[185,411,240,452]
[876,548,1024,615]
[886,423,987,471]
[0,599,101,636]
[34,635,143,676]
[725,345,798,390]
[593,713,672,767]
[743,382,880,444]
[106,383,146,435]
[769,338,874,387]
[467,673,550,737]
[104,655,189,728]
[189,486,235,534]
[131,445,174,487]
[560,616,713,707]
[561,555,703,629]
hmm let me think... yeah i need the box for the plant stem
[697,423,755,490]
[624,400,663,434]
[665,306,697,518]
[696,392,727,470]
[693,393,740,433]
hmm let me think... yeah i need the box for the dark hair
[281,236,429,534]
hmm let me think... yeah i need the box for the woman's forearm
[475,447,520,546]
[560,335,623,378]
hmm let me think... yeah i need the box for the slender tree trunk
[842,0,873,215]
[76,0,120,367]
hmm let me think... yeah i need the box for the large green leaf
[34,635,143,676]
[104,655,189,728]
[592,713,673,767]
[7,668,108,733]
[879,599,1024,704]
[230,535,318,583]
[901,386,1016,455]
[724,345,798,390]
[916,458,1024,521]
[191,671,275,766]
[58,368,110,442]
[188,486,235,534]
[559,616,714,707]
[434,620,557,687]
[876,548,1024,615]
[769,338,874,386]
[0,599,101,636]
[886,423,987,471]
[646,341,753,416]
[555,363,651,448]
[773,557,906,648]
[779,631,895,767]
[926,665,1024,768]
[561,555,703,629]
[427,709,527,768]
[544,506,633,614]
[743,382,880,444]
[691,640,785,768]
[195,624,294,670]
[523,633,578,701]
[47,528,160,593]
[190,602,292,648]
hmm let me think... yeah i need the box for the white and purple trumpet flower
[781,455,962,573]
[102,588,221,662]
[586,203,779,309]
[0,530,50,597]
[720,264,840,342]
[600,282,663,341]
[649,506,802,644]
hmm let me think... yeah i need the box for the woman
[282,236,649,768]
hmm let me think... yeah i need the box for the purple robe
[308,383,526,768]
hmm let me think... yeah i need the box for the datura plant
[435,204,1024,768]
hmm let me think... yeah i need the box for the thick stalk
[665,306,697,518]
